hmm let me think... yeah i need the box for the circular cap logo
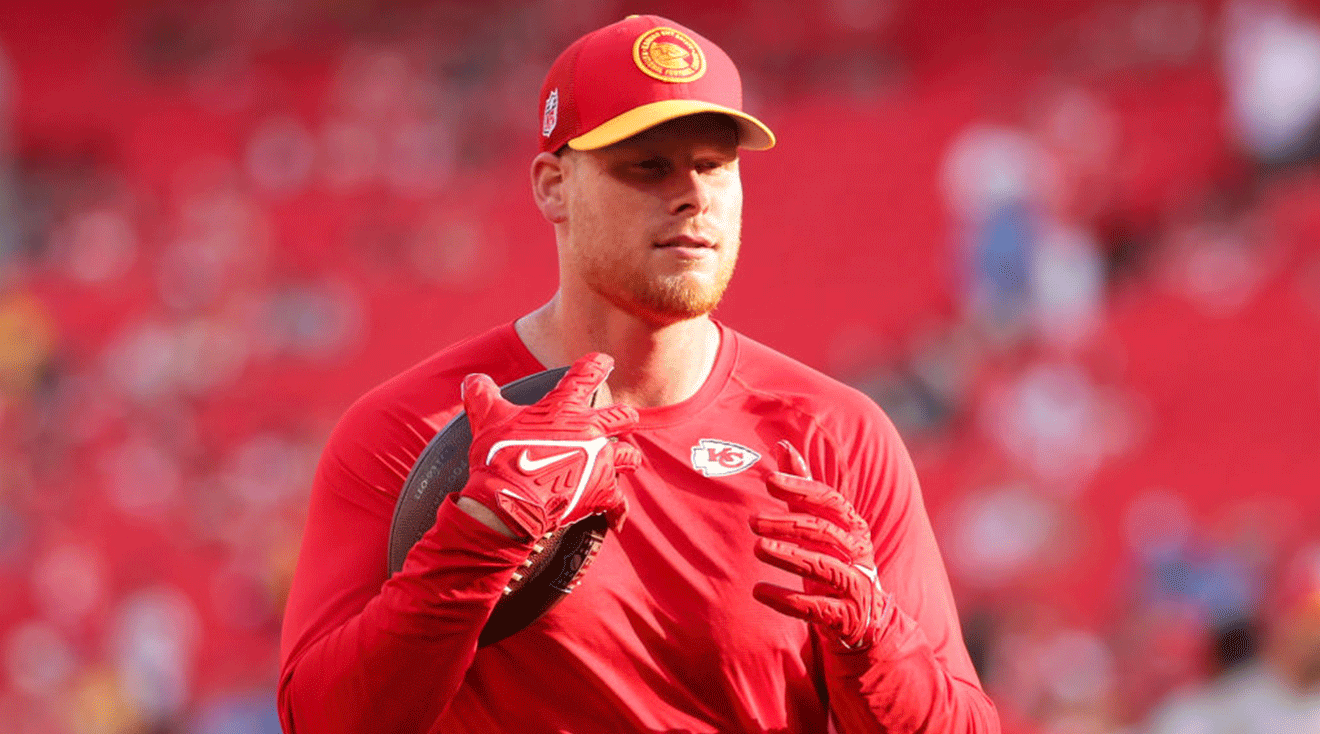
[632,27,706,83]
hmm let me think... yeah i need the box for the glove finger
[462,373,516,429]
[765,473,868,536]
[751,582,851,630]
[751,581,817,623]
[545,352,614,405]
[604,485,629,534]
[568,471,628,533]
[593,403,640,436]
[753,537,856,593]
[776,440,813,480]
[608,441,643,474]
[753,583,864,646]
[750,513,868,565]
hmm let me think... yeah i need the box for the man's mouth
[655,235,714,249]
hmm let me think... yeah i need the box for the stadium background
[1,0,1319,731]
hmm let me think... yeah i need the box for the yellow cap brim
[567,99,776,151]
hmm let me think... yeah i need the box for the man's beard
[629,255,737,320]
[583,245,739,323]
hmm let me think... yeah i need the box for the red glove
[750,441,887,651]
[459,353,642,541]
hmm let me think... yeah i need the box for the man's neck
[514,293,721,409]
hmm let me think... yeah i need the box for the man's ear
[531,151,569,224]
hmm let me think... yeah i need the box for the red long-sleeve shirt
[279,322,999,733]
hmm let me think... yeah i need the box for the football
[386,366,612,647]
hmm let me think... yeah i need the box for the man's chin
[635,277,727,322]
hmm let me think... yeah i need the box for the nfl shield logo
[542,89,559,138]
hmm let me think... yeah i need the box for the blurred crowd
[1,1,1319,733]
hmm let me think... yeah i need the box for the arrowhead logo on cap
[633,27,706,83]
[537,15,775,152]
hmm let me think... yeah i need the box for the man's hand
[750,441,886,651]
[459,353,641,541]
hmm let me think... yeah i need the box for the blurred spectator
[981,360,1135,491]
[109,585,200,729]
[942,122,1055,345]
[1030,221,1105,353]
[1223,0,1320,170]
[845,321,976,442]
[1142,545,1320,733]
[1156,190,1282,318]
[50,203,138,286]
[245,116,316,197]
[973,600,1123,734]
[31,542,106,628]
[192,690,282,734]
[945,480,1070,591]
[3,620,76,699]
[256,278,364,361]
[1026,86,1117,353]
[0,292,53,398]
[941,109,1109,354]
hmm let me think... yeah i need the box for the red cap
[537,15,775,153]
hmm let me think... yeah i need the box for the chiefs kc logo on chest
[690,439,761,478]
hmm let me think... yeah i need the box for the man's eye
[697,157,737,173]
[636,159,667,172]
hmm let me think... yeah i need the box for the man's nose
[670,168,711,215]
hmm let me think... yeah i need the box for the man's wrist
[455,496,518,539]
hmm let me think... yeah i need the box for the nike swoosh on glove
[750,441,887,651]
[459,352,642,541]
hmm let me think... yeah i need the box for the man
[279,14,998,733]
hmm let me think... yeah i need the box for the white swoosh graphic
[487,436,610,521]
[517,449,579,474]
